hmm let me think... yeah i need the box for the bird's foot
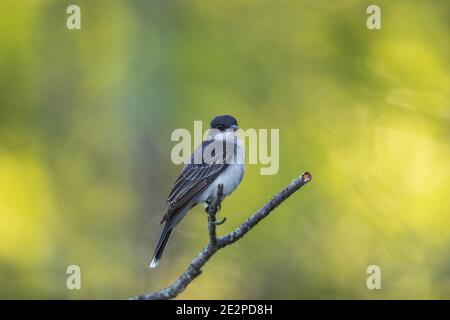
[204,199,211,214]
[205,201,221,214]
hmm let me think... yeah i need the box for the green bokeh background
[0,0,449,299]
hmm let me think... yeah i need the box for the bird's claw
[205,203,221,214]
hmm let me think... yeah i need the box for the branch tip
[302,171,312,182]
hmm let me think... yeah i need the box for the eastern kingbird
[150,115,245,268]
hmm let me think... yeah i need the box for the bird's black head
[210,115,239,132]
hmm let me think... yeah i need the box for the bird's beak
[231,125,239,131]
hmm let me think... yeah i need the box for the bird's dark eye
[216,125,224,130]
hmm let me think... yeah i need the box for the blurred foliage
[0,0,449,299]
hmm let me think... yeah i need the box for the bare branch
[207,184,224,246]
[132,172,312,300]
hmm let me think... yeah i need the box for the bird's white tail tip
[149,258,159,269]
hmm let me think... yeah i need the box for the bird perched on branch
[150,115,245,268]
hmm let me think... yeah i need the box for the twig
[207,184,224,246]
[132,172,312,300]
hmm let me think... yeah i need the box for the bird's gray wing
[161,139,232,224]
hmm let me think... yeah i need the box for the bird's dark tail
[149,225,172,268]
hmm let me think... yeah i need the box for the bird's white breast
[199,134,245,203]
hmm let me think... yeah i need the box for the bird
[149,115,245,268]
